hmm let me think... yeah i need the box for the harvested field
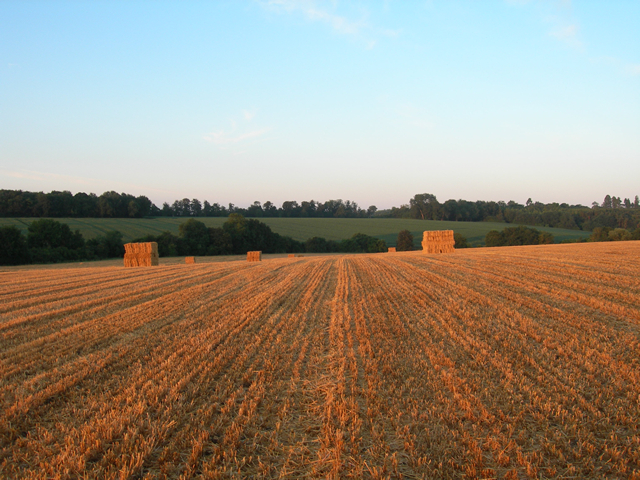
[1,242,639,478]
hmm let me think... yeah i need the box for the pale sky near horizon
[1,1,639,210]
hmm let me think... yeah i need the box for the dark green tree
[589,227,611,242]
[73,192,99,216]
[133,232,184,257]
[453,232,468,248]
[485,230,504,247]
[502,226,542,245]
[191,199,203,216]
[396,230,414,251]
[262,201,278,217]
[340,233,386,253]
[608,228,631,241]
[441,199,458,221]
[486,226,552,247]
[305,237,329,253]
[221,213,301,254]
[27,219,84,250]
[26,219,85,263]
[409,193,439,220]
[538,231,554,244]
[242,219,275,252]
[207,228,233,255]
[281,201,301,217]
[246,201,264,217]
[129,195,152,218]
[223,213,250,254]
[86,231,125,259]
[0,226,30,265]
[97,191,122,217]
[161,202,173,216]
[179,219,210,256]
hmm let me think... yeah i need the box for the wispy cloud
[259,0,397,48]
[203,128,270,145]
[204,110,271,146]
[514,1,638,75]
[549,23,582,49]
[506,0,583,50]
[264,0,365,35]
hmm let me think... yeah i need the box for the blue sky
[1,1,638,209]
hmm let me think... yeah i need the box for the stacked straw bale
[421,230,455,254]
[185,257,195,264]
[247,251,262,262]
[288,254,296,258]
[124,242,159,267]
[388,247,396,253]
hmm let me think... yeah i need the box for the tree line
[484,224,640,247]
[0,190,155,218]
[485,226,555,247]
[0,215,388,266]
[0,220,125,266]
[2,189,639,232]
[134,215,388,257]
[0,190,376,219]
[386,193,640,231]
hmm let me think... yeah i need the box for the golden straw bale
[247,251,262,262]
[185,257,195,264]
[124,242,158,256]
[123,250,160,267]
[421,230,455,254]
[388,247,396,253]
[288,254,295,258]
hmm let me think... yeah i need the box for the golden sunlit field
[1,242,639,479]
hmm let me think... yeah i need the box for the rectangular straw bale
[421,230,455,254]
[123,243,160,267]
[185,256,195,264]
[288,254,296,258]
[124,242,158,255]
[388,247,396,253]
[247,251,262,262]
[124,253,159,266]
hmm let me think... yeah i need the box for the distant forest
[1,189,639,231]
